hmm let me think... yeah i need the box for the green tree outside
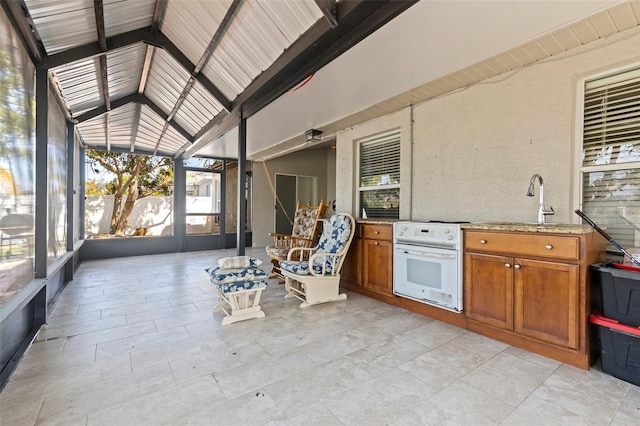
[86,150,173,235]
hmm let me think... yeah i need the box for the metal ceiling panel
[135,106,165,151]
[106,44,146,100]
[51,57,102,116]
[144,49,190,118]
[25,0,97,54]
[77,114,106,147]
[256,0,320,43]
[158,125,191,156]
[162,0,232,66]
[107,104,136,150]
[173,80,224,135]
[103,0,155,38]
[202,0,322,100]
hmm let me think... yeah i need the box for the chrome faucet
[527,174,554,224]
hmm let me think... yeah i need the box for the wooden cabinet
[362,225,393,295]
[341,222,397,303]
[514,258,578,348]
[464,229,604,368]
[465,252,514,330]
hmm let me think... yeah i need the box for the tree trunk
[115,176,140,235]
[109,189,124,234]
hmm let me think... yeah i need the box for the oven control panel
[393,221,462,250]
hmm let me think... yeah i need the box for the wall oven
[393,221,463,312]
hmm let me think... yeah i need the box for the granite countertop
[351,219,596,234]
[462,222,596,234]
[355,219,398,225]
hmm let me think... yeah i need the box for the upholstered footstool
[205,256,269,326]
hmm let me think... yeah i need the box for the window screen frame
[356,130,401,219]
[578,63,640,256]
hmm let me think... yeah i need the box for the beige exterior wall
[252,148,331,247]
[336,29,640,224]
[336,109,413,219]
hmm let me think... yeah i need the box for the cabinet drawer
[362,224,392,240]
[464,231,579,260]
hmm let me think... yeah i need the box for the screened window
[358,131,400,219]
[186,170,222,235]
[48,89,67,265]
[84,151,174,237]
[581,66,640,255]
[0,8,36,308]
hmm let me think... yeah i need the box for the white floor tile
[1,248,635,426]
[461,351,554,406]
[325,368,435,425]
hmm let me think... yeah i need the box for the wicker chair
[266,199,329,282]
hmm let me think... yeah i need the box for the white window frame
[356,130,401,219]
[577,62,640,254]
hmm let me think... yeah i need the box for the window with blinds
[358,131,401,219]
[581,66,640,255]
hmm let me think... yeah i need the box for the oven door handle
[396,248,457,260]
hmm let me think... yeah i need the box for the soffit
[232,0,640,162]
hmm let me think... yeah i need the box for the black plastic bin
[590,314,640,387]
[591,263,640,327]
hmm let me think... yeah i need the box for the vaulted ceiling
[3,1,639,162]
[2,0,416,158]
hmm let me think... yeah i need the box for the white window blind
[358,131,400,219]
[581,66,640,254]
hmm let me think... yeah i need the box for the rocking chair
[266,199,329,282]
[279,213,355,308]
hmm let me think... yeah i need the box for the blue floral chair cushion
[205,266,268,284]
[279,214,353,276]
[280,259,334,275]
[216,280,268,294]
[316,214,352,254]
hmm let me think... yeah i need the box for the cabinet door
[464,252,514,330]
[363,238,393,295]
[341,237,362,287]
[514,259,579,349]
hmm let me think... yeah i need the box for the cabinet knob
[374,230,379,234]
[480,239,487,244]
[545,244,553,250]
[505,263,511,268]
[514,264,521,269]
[374,241,379,245]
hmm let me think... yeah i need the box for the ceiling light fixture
[305,129,323,142]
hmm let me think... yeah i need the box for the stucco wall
[336,109,413,218]
[336,28,640,224]
[252,148,330,247]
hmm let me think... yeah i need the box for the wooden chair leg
[269,258,285,284]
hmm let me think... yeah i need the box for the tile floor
[0,247,638,425]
